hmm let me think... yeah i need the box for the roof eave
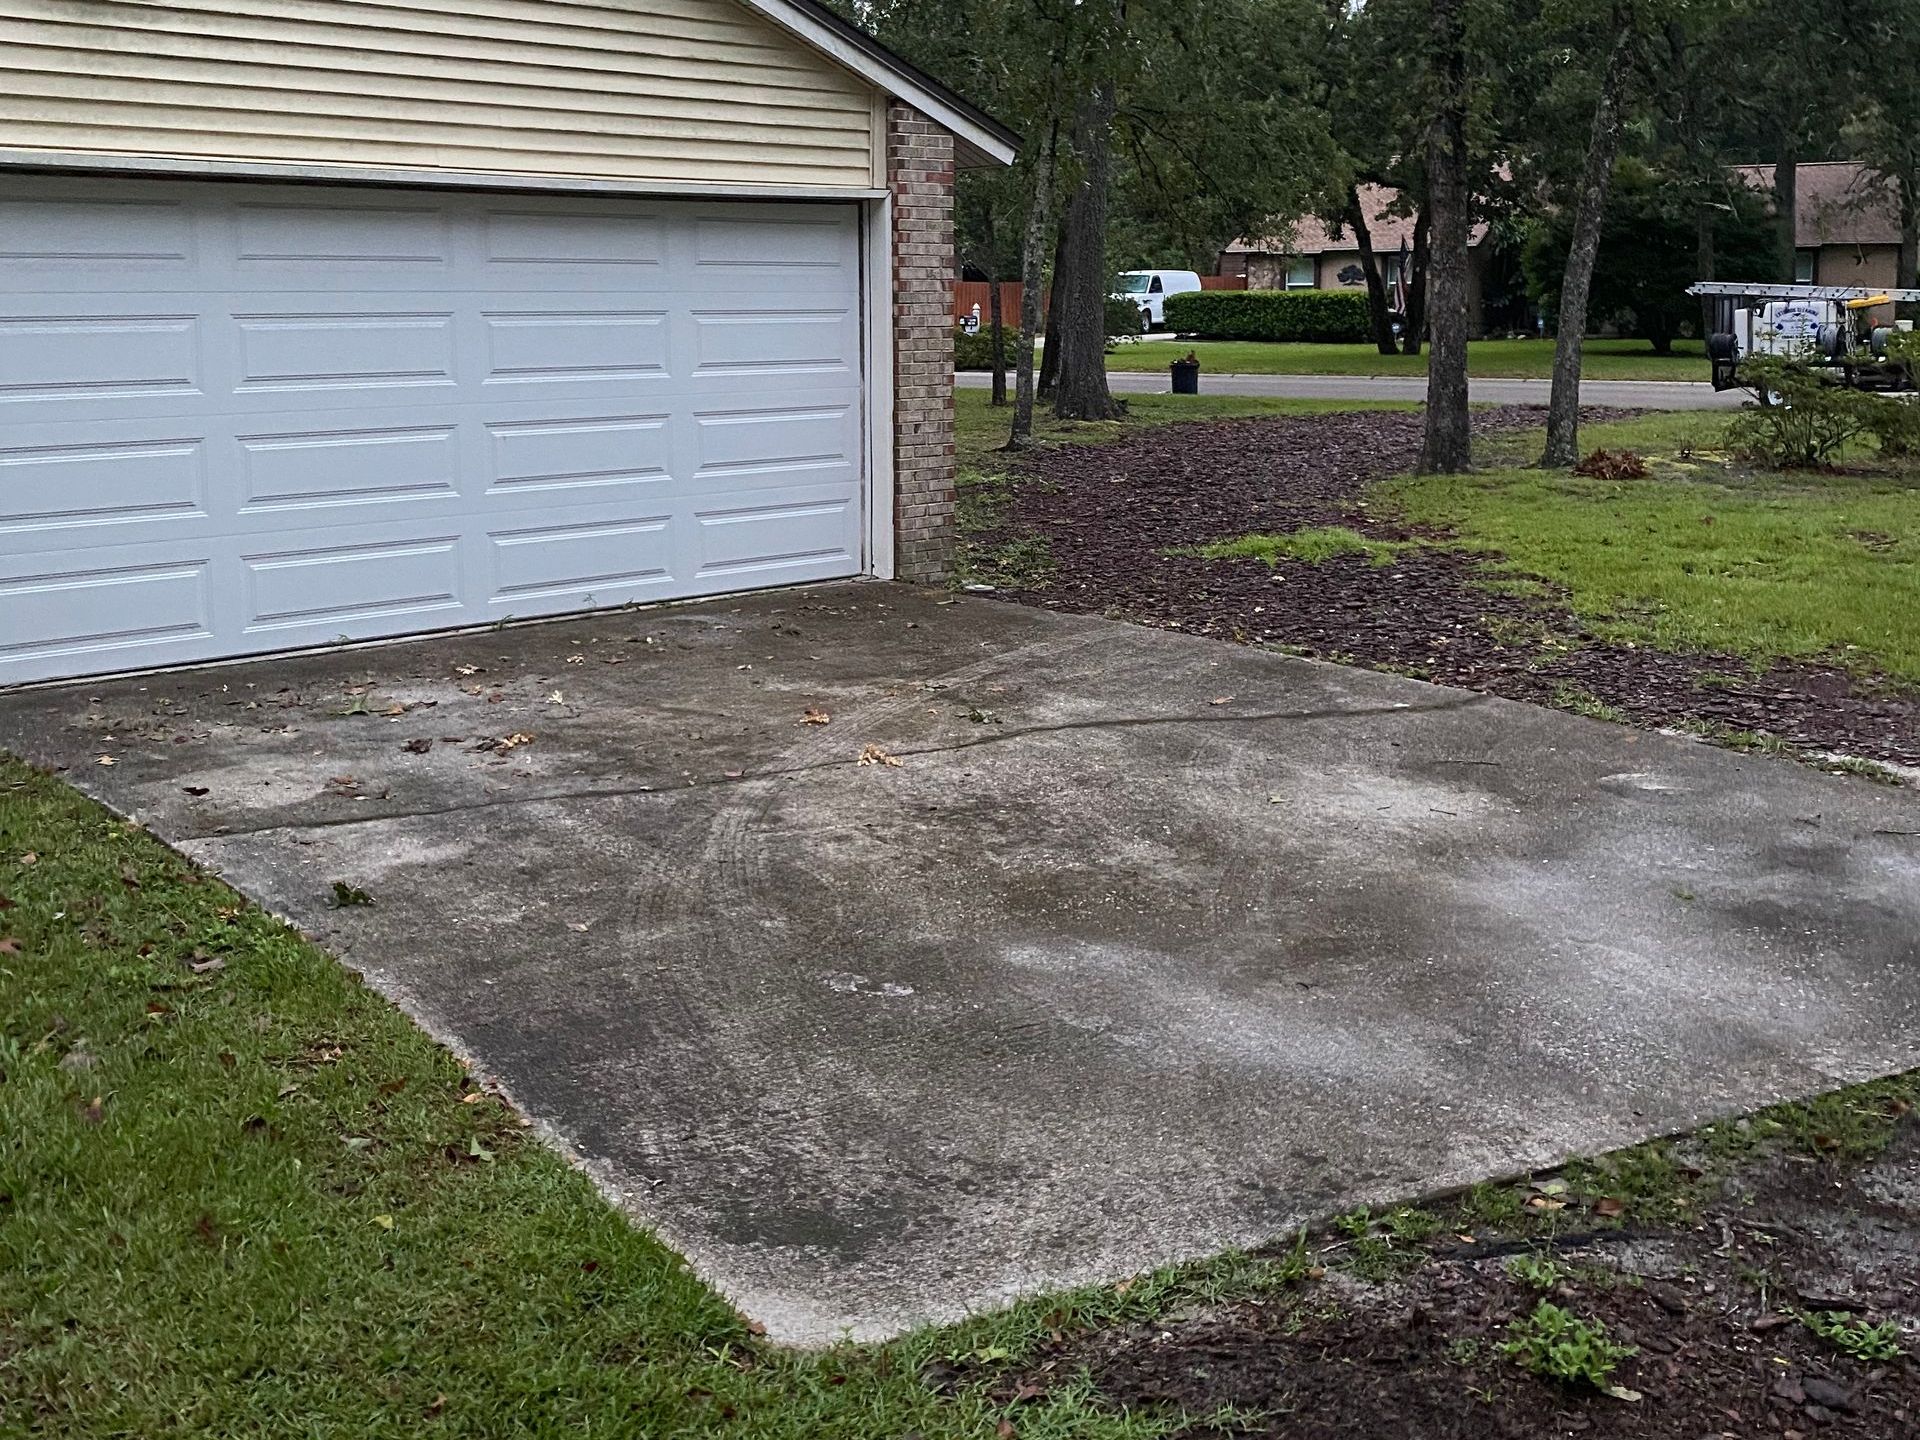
[734,0,1021,168]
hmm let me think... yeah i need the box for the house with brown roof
[1731,161,1905,291]
[1217,184,1504,335]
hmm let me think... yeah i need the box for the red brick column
[886,102,956,581]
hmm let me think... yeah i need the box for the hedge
[954,327,997,370]
[1162,288,1372,343]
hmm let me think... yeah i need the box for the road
[956,369,1743,410]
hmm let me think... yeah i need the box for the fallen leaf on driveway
[454,663,481,676]
[546,690,565,704]
[1209,696,1233,706]
[565,655,585,665]
[402,738,433,754]
[182,785,210,797]
[565,922,590,933]
[96,755,117,766]
[856,744,902,768]
[801,708,831,726]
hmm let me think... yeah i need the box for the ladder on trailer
[1686,281,1920,303]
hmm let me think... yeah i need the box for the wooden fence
[951,273,1245,323]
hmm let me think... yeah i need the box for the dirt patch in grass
[979,408,1920,768]
[994,1090,1920,1439]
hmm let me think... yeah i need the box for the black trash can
[1170,354,1200,394]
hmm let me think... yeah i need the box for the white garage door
[0,176,868,685]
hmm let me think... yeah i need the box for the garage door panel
[482,207,667,270]
[233,309,459,394]
[0,432,209,536]
[235,421,463,511]
[483,504,678,611]
[0,179,867,685]
[237,530,464,636]
[0,193,198,277]
[231,199,454,270]
[478,308,670,385]
[0,537,214,679]
[692,482,859,582]
[691,306,857,376]
[482,409,673,501]
[0,311,204,406]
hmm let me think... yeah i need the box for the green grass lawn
[1098,337,1706,382]
[1383,411,1920,684]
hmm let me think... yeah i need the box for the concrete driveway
[3,582,1916,1343]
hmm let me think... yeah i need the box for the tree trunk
[1038,226,1067,398]
[1344,187,1401,355]
[989,276,1008,406]
[1695,199,1718,342]
[1774,143,1800,283]
[1053,76,1122,421]
[1008,126,1059,449]
[1403,207,1432,356]
[1419,0,1473,475]
[1541,13,1634,470]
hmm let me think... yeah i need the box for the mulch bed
[982,407,1920,768]
[991,1112,1920,1439]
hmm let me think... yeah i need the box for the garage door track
[3,582,1917,1343]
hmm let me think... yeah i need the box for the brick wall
[886,102,956,582]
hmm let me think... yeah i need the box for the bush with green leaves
[1498,1301,1636,1388]
[954,326,997,371]
[1863,393,1920,458]
[1105,294,1146,342]
[1163,288,1372,343]
[1727,356,1882,468]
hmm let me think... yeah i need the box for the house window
[1285,255,1315,289]
[1381,255,1403,290]
[1795,249,1818,283]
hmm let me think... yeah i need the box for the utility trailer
[1687,281,1920,393]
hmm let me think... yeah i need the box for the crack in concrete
[181,692,1493,843]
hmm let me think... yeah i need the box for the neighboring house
[1731,161,1904,291]
[0,0,1015,687]
[1218,184,1499,334]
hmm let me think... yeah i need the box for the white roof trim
[734,0,1019,167]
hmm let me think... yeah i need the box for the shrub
[954,326,997,371]
[1726,357,1880,467]
[1498,1301,1636,1389]
[1863,394,1920,458]
[1105,294,1146,342]
[1163,288,1372,343]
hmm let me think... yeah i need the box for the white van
[1117,269,1203,330]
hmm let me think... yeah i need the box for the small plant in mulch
[1798,1309,1906,1363]
[1572,448,1651,479]
[1498,1300,1637,1390]
[1504,1252,1569,1291]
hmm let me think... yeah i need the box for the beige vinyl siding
[0,0,882,189]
